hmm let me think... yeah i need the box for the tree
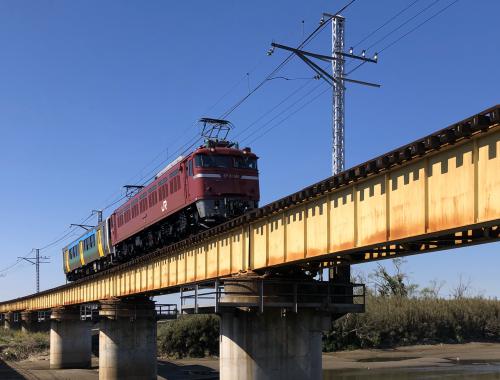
[451,274,472,299]
[420,279,446,299]
[369,258,418,298]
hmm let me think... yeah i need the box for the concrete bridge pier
[98,297,157,380]
[3,312,20,330]
[50,306,92,369]
[220,308,330,380]
[217,278,336,380]
[20,311,38,333]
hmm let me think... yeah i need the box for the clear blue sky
[0,0,498,301]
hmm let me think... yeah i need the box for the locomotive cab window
[234,156,258,170]
[194,154,231,168]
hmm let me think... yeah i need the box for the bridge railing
[180,277,365,315]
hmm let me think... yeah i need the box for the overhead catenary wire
[0,211,93,276]
[245,85,331,145]
[346,0,459,77]
[365,0,443,51]
[351,0,423,48]
[240,82,326,144]
[378,0,459,54]
[233,79,316,142]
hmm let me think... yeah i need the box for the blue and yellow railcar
[62,220,113,280]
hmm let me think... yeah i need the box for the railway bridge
[1,105,499,380]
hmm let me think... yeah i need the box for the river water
[324,360,500,379]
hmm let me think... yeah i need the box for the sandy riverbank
[2,342,500,379]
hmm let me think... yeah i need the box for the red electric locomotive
[63,119,259,280]
[110,119,259,261]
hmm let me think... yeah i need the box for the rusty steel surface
[1,105,499,312]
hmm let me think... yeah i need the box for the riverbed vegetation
[323,259,500,351]
[0,329,49,361]
[157,314,219,358]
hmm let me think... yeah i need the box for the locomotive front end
[189,145,259,224]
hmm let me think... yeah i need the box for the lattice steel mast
[332,15,345,175]
[19,249,50,293]
[270,13,379,176]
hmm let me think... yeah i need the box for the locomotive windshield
[195,154,231,168]
[195,154,257,170]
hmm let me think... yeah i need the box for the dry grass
[0,329,49,361]
[323,295,500,351]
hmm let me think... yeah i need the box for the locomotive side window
[139,194,148,213]
[158,179,168,200]
[188,160,193,176]
[148,186,158,207]
[131,200,139,218]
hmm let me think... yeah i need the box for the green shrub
[157,315,219,358]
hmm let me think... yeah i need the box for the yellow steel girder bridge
[0,105,499,312]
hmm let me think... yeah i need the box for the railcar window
[234,156,258,170]
[188,160,193,176]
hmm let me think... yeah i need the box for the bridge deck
[1,105,499,312]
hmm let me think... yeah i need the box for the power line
[246,85,331,145]
[346,0,459,77]
[378,0,459,53]
[240,82,325,144]
[234,79,316,142]
[365,0,443,51]
[352,0,423,48]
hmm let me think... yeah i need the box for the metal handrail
[180,278,365,314]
